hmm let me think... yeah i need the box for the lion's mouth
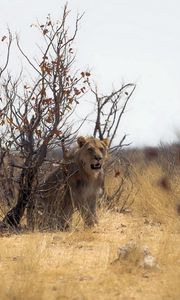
[91,163,102,170]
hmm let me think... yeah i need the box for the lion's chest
[71,174,103,201]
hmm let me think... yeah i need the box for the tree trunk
[2,168,35,228]
[1,144,47,230]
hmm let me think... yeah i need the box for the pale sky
[0,0,180,146]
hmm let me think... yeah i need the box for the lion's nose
[94,155,102,161]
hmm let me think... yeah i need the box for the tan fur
[27,136,109,230]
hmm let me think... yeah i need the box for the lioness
[27,136,109,230]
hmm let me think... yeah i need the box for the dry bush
[0,4,93,229]
[102,157,138,212]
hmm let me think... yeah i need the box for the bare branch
[0,30,12,77]
[91,82,136,148]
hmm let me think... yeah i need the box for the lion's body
[27,136,109,230]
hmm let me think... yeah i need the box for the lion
[27,136,109,230]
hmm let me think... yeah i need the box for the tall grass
[0,160,179,300]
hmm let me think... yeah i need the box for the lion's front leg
[78,197,98,228]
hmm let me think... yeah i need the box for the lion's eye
[88,147,94,152]
[99,147,104,152]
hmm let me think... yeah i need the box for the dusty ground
[0,162,180,300]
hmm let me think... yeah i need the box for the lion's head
[75,136,109,177]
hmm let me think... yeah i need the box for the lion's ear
[102,138,110,148]
[77,136,87,148]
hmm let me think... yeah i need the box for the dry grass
[0,161,180,300]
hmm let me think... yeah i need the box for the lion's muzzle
[91,162,102,170]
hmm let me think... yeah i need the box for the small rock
[144,218,150,225]
[12,256,18,261]
[140,255,157,268]
[117,243,158,269]
[142,245,151,256]
[117,242,136,259]
[143,273,149,278]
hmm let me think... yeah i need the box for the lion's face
[76,136,109,177]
